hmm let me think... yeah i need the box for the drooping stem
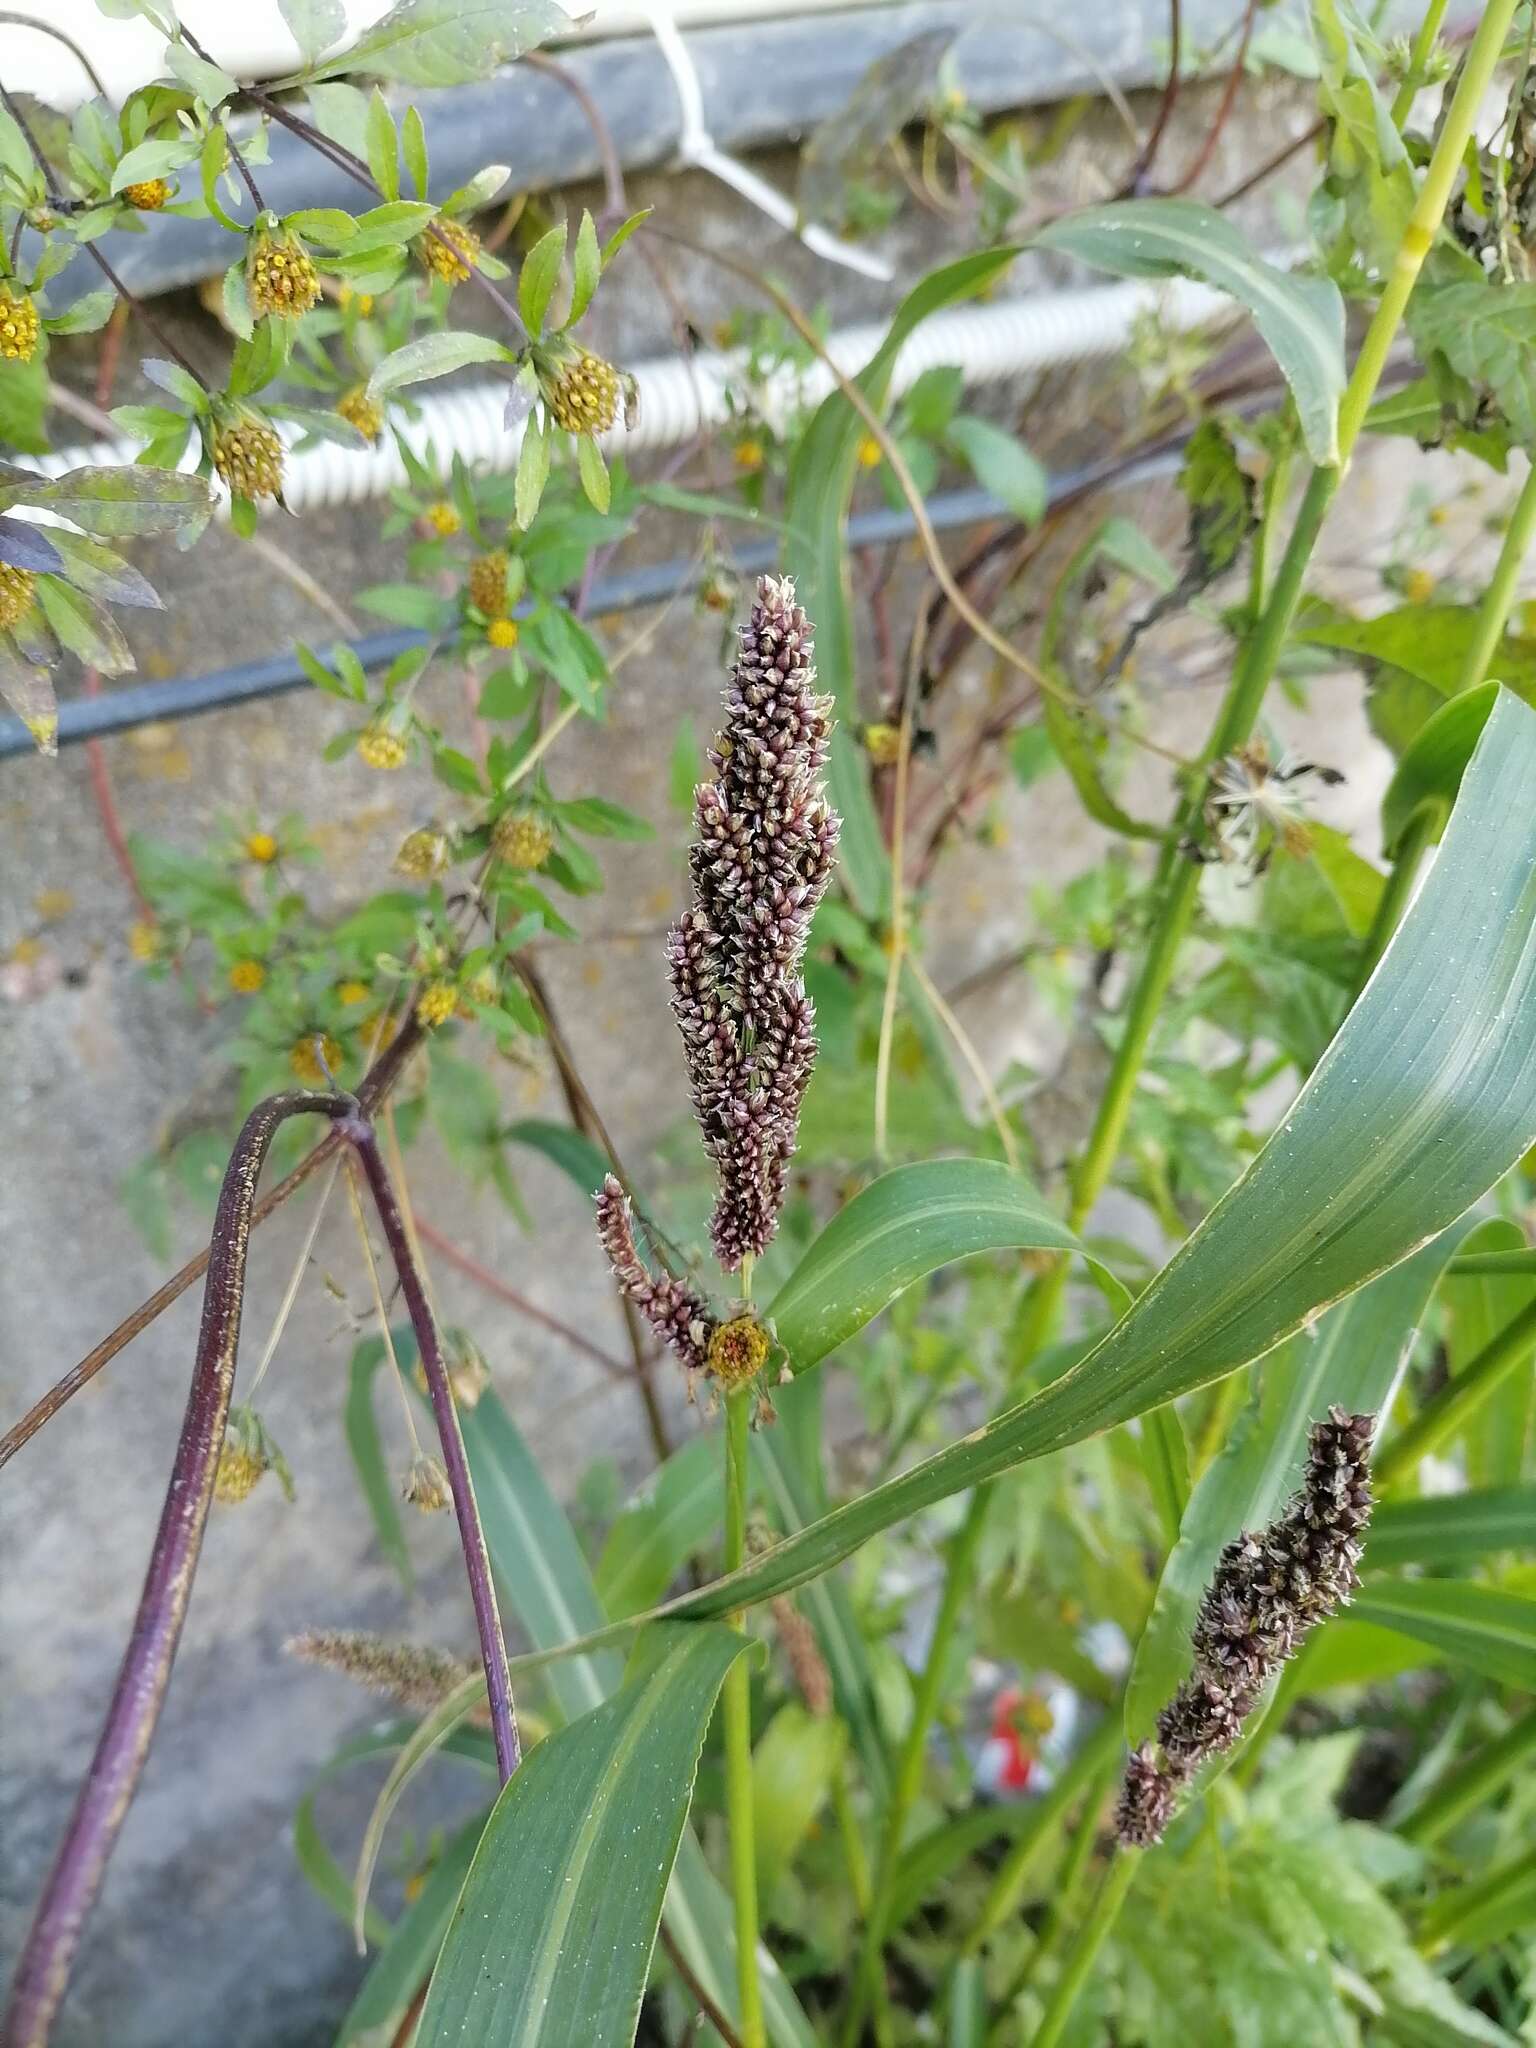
[0,1092,351,2048]
[722,1385,765,2048]
[1027,1849,1140,2048]
[344,1119,520,1783]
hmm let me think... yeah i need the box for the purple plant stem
[344,1119,521,1783]
[1,1092,349,2048]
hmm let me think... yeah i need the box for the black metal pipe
[0,457,1177,763]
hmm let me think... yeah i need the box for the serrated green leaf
[279,0,345,68]
[165,38,239,106]
[945,414,1045,524]
[515,407,550,528]
[1035,199,1346,465]
[35,577,133,674]
[575,430,609,512]
[365,86,399,201]
[518,222,566,338]
[309,0,569,88]
[6,465,210,539]
[1411,281,1536,448]
[366,329,510,400]
[402,102,429,198]
[568,208,600,325]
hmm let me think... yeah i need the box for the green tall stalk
[996,1761,1113,2014]
[1395,1708,1536,1846]
[1389,0,1450,126]
[1375,1290,1536,1488]
[1027,1850,1141,2048]
[723,1382,765,2048]
[1001,9,1523,2037]
[1357,456,1536,984]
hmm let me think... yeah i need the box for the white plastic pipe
[37,274,1236,515]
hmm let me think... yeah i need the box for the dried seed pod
[247,225,321,319]
[539,344,622,436]
[337,383,384,443]
[213,415,285,501]
[417,218,481,283]
[492,807,553,870]
[468,549,511,616]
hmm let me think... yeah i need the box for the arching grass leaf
[416,1628,752,2048]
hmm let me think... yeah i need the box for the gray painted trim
[53,1,1261,304]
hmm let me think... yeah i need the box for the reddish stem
[346,1122,520,1783]
[0,1092,351,2048]
[414,1218,630,1381]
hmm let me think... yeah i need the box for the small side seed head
[122,177,173,210]
[358,720,409,770]
[0,284,39,363]
[403,1454,452,1512]
[247,225,321,319]
[290,1031,342,1086]
[395,827,451,878]
[416,978,458,1029]
[469,550,511,616]
[337,383,384,442]
[215,1406,292,1505]
[540,345,622,436]
[492,807,553,870]
[0,563,37,631]
[213,416,285,501]
[444,1328,492,1406]
[417,218,481,284]
[706,1314,771,1390]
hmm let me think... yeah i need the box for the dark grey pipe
[0,454,1184,761]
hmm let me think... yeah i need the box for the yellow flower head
[214,1439,266,1505]
[492,807,553,870]
[244,830,279,863]
[336,978,371,1006]
[358,720,409,770]
[337,383,384,443]
[862,722,901,767]
[733,438,765,472]
[290,1031,342,1086]
[338,285,375,315]
[229,958,266,994]
[213,416,284,501]
[459,965,498,1012]
[486,617,519,649]
[0,562,36,631]
[247,224,321,319]
[403,1454,452,1512]
[416,978,459,1029]
[468,549,510,617]
[425,500,461,537]
[1403,567,1436,605]
[417,218,481,285]
[395,827,451,879]
[128,920,158,961]
[707,1314,771,1390]
[0,284,40,363]
[122,177,173,211]
[856,434,882,469]
[539,345,622,437]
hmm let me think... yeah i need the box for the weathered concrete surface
[0,77,1515,2048]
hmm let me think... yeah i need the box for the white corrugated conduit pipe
[36,274,1238,515]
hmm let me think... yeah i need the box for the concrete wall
[0,72,1511,2047]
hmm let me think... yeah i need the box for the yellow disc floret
[290,1031,342,1085]
[229,959,266,994]
[492,807,553,870]
[486,617,519,649]
[244,830,278,863]
[541,346,621,436]
[337,383,384,443]
[707,1314,771,1390]
[468,549,510,616]
[416,978,459,1029]
[336,979,371,1006]
[863,722,901,767]
[0,563,36,631]
[0,284,39,363]
[213,417,284,501]
[247,226,321,319]
[425,500,461,537]
[358,720,409,770]
[122,177,173,211]
[395,827,451,878]
[417,218,481,284]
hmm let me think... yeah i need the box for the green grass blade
[415,1628,752,2048]
[766,1157,1103,1373]
[1347,1581,1536,1689]
[1365,1485,1536,1570]
[335,1817,485,2045]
